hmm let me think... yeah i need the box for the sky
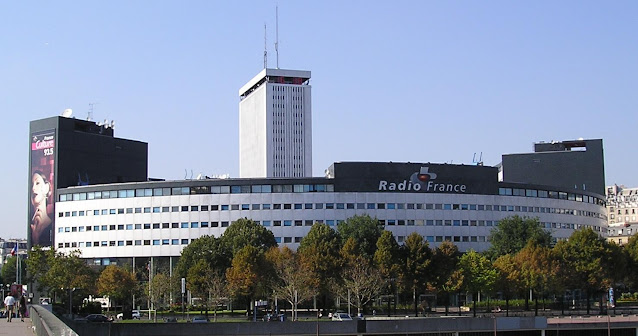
[1,1,636,239]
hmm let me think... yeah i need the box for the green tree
[1,256,26,285]
[374,231,402,315]
[430,241,460,315]
[25,246,56,293]
[41,250,97,310]
[175,235,230,278]
[297,223,341,314]
[554,228,616,315]
[458,250,498,317]
[266,246,317,320]
[221,218,278,257]
[98,265,137,312]
[486,216,552,259]
[400,232,432,317]
[337,215,383,260]
[149,272,172,311]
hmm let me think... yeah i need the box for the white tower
[239,68,312,178]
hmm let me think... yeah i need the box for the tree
[175,235,230,279]
[486,216,552,259]
[400,232,432,317]
[337,215,383,260]
[336,243,384,315]
[493,254,521,316]
[226,245,270,318]
[374,231,402,315]
[36,250,97,310]
[25,246,56,293]
[458,250,498,317]
[221,218,278,257]
[1,256,26,285]
[430,241,460,315]
[149,272,172,311]
[266,246,317,320]
[554,228,616,315]
[515,242,558,314]
[98,265,137,312]
[297,223,341,314]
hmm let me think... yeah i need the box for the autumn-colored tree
[265,246,317,320]
[226,245,270,319]
[515,241,558,314]
[400,232,432,317]
[297,223,341,314]
[493,254,521,316]
[458,250,498,317]
[98,265,137,312]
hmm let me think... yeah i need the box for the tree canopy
[486,216,552,259]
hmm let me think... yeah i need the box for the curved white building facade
[53,162,607,265]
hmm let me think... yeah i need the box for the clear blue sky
[1,1,636,239]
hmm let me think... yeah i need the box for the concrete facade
[239,68,312,178]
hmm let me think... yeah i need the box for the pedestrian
[19,296,27,322]
[4,294,16,322]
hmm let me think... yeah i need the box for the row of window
[57,203,605,220]
[58,234,493,250]
[58,184,335,202]
[57,218,593,235]
[58,185,605,204]
[498,188,604,205]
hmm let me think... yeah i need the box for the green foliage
[401,232,432,291]
[297,223,341,294]
[374,230,402,280]
[458,250,498,295]
[430,241,460,293]
[486,216,552,259]
[175,235,230,278]
[27,248,97,298]
[1,256,26,284]
[554,228,615,293]
[337,214,383,260]
[221,218,278,257]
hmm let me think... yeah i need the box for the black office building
[28,116,148,248]
[501,139,605,196]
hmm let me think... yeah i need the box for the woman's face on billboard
[32,173,50,206]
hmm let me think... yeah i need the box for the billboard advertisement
[29,130,55,247]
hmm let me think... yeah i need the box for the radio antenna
[275,5,279,69]
[263,23,268,69]
[88,102,96,121]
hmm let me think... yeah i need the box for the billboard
[29,130,55,247]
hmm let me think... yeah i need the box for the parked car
[191,316,209,323]
[86,314,112,323]
[116,310,140,320]
[331,312,353,321]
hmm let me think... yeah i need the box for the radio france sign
[379,167,467,193]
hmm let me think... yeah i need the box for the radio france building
[30,69,607,267]
[50,154,607,266]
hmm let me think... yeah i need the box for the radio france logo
[378,166,467,193]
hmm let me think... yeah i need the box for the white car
[331,312,353,321]
[116,310,140,320]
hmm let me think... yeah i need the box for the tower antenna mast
[263,23,268,69]
[275,5,279,69]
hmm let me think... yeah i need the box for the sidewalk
[0,316,34,335]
